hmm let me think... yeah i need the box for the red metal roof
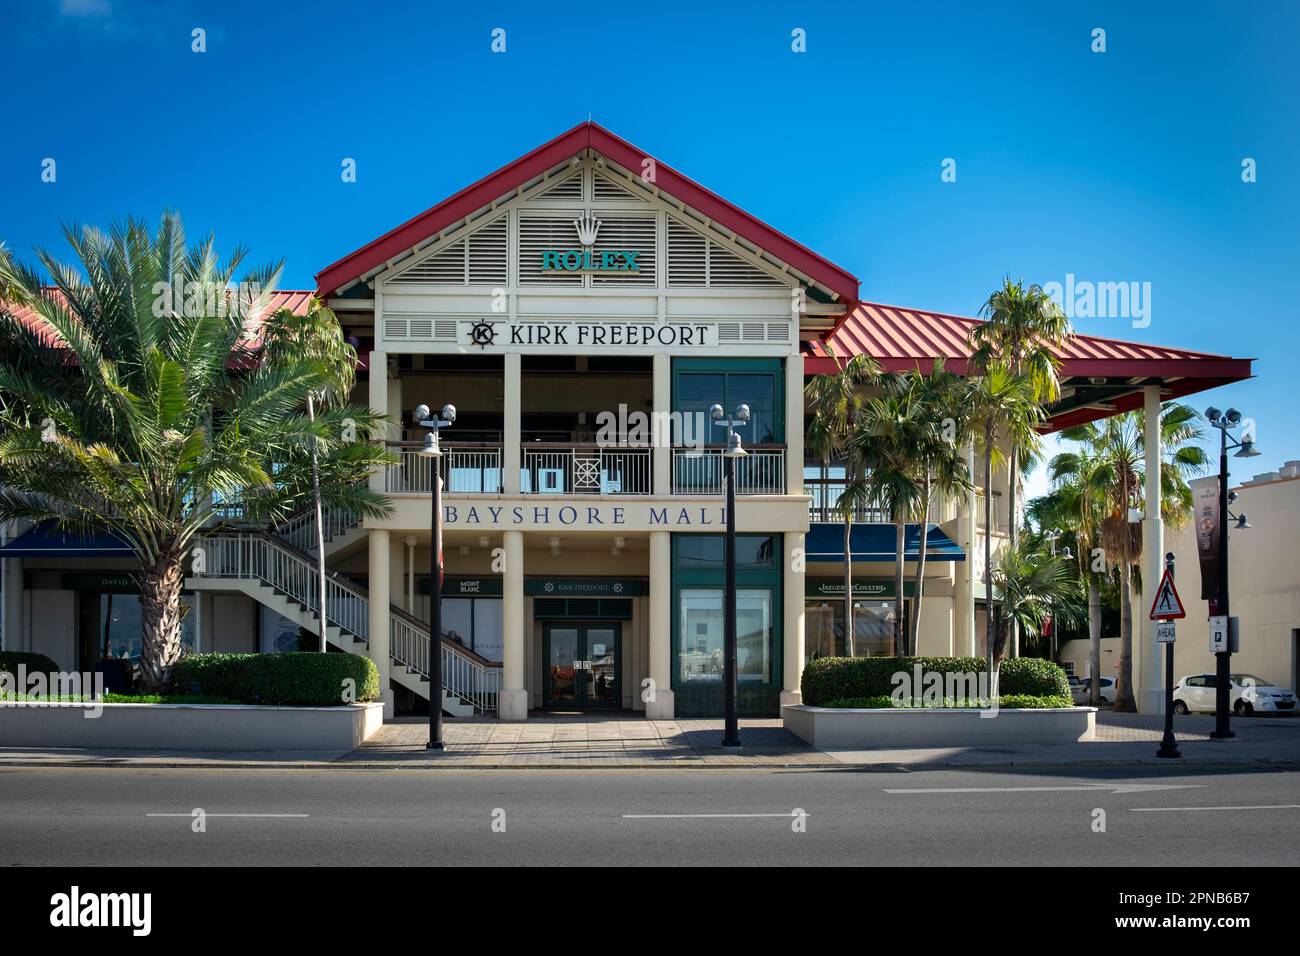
[3,289,314,354]
[314,121,861,302]
[804,300,1254,431]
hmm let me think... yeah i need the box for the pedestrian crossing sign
[1148,568,1186,620]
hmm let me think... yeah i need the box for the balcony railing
[671,446,786,495]
[385,442,789,496]
[386,443,503,494]
[804,478,888,523]
[520,444,651,496]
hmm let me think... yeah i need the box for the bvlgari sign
[541,215,640,273]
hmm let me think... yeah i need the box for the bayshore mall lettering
[443,503,730,528]
[458,320,717,349]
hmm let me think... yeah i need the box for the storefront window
[678,587,772,683]
[438,596,502,661]
[675,534,776,570]
[84,593,197,665]
[672,360,783,445]
[804,599,904,662]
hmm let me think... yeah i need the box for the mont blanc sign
[457,320,717,351]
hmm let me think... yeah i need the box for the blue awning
[806,522,965,562]
[0,522,134,559]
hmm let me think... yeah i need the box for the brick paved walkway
[341,714,836,768]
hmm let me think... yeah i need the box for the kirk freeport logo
[541,215,641,273]
[469,319,497,347]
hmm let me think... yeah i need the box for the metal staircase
[187,531,500,714]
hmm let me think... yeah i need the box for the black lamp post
[415,402,456,751]
[1156,552,1181,759]
[1204,406,1258,741]
[710,402,749,748]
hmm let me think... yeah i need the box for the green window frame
[671,358,784,445]
[670,532,783,691]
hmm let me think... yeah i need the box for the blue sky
[2,0,1297,495]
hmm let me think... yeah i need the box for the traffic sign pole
[1155,553,1181,759]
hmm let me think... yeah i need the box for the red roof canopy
[314,121,861,302]
[805,301,1254,432]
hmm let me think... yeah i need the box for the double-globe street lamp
[415,402,456,750]
[709,402,749,748]
[1204,406,1258,741]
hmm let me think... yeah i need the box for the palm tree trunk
[1088,572,1102,707]
[1008,447,1019,658]
[893,512,906,656]
[910,475,931,655]
[1116,560,1136,711]
[307,392,329,654]
[137,551,186,691]
[843,506,854,658]
[983,428,998,688]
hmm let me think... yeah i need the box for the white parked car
[1069,675,1116,705]
[1172,673,1298,716]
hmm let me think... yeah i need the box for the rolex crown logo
[572,214,602,246]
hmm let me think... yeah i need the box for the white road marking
[1131,804,1300,812]
[623,811,806,819]
[146,812,309,818]
[884,784,1203,795]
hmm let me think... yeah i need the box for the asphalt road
[1,765,1297,866]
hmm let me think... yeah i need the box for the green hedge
[822,694,1067,709]
[0,651,60,676]
[172,652,379,706]
[801,656,988,706]
[997,657,1071,699]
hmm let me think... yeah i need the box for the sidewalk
[0,711,1296,771]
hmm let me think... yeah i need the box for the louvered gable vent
[388,216,507,286]
[666,217,786,289]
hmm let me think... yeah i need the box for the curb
[0,755,1295,772]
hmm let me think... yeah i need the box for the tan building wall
[1166,468,1300,689]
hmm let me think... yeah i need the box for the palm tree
[805,351,880,656]
[854,385,925,655]
[964,364,1044,676]
[1053,403,1206,710]
[991,537,1086,653]
[0,214,394,689]
[261,300,359,653]
[897,362,973,654]
[1035,471,1108,704]
[970,278,1071,655]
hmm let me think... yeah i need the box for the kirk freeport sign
[455,319,717,351]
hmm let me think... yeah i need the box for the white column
[953,440,977,657]
[652,353,671,496]
[499,529,528,719]
[781,531,806,707]
[1138,385,1165,714]
[368,529,393,718]
[368,351,389,496]
[404,536,417,613]
[503,354,521,495]
[646,529,675,718]
[785,354,804,495]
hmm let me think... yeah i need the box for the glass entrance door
[543,622,621,709]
